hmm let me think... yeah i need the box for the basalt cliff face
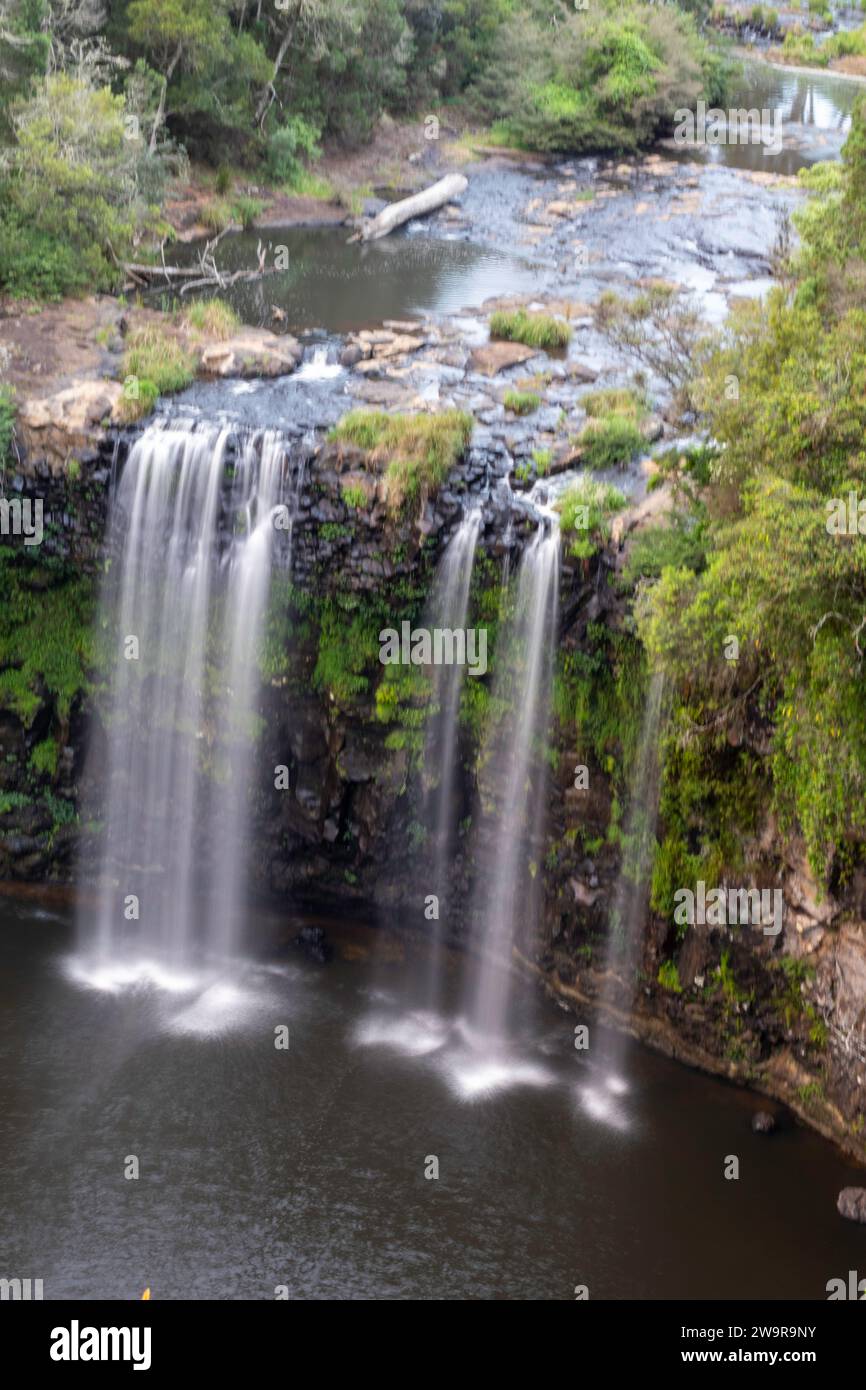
[2,412,866,1165]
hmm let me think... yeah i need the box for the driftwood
[350,174,469,243]
[111,233,278,296]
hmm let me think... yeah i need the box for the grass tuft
[330,410,473,514]
[182,300,240,340]
[503,389,541,415]
[489,309,571,351]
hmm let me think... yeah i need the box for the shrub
[0,74,169,300]
[555,479,627,558]
[621,518,707,584]
[825,25,866,61]
[472,4,722,155]
[489,309,571,350]
[581,415,645,469]
[265,116,321,186]
[781,31,827,67]
[595,286,709,415]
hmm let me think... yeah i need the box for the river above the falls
[2,899,863,1301]
[163,60,861,342]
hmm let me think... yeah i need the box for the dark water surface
[1,901,863,1301]
[172,225,547,334]
[679,59,859,175]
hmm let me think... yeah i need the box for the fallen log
[110,232,278,294]
[352,174,469,243]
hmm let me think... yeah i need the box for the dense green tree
[636,95,866,882]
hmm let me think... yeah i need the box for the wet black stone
[752,1110,777,1135]
[293,924,333,964]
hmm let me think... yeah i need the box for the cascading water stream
[77,422,293,982]
[580,669,666,1125]
[203,434,291,959]
[464,522,561,1054]
[421,510,482,945]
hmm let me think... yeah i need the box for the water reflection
[171,225,545,334]
[670,59,857,174]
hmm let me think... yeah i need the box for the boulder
[199,330,302,378]
[340,344,366,368]
[837,1187,866,1223]
[374,335,426,359]
[293,924,333,964]
[17,380,124,474]
[567,361,600,383]
[751,1110,777,1134]
[470,341,538,376]
[641,414,664,444]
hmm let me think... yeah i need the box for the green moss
[312,593,393,708]
[29,737,58,778]
[0,384,16,470]
[553,625,647,797]
[0,551,95,727]
[657,959,682,993]
[488,310,570,351]
[341,482,368,509]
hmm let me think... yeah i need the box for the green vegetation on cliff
[633,96,866,887]
[330,410,473,514]
[0,549,95,727]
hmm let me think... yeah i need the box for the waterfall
[580,670,666,1124]
[422,511,482,922]
[465,523,561,1049]
[78,422,292,980]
